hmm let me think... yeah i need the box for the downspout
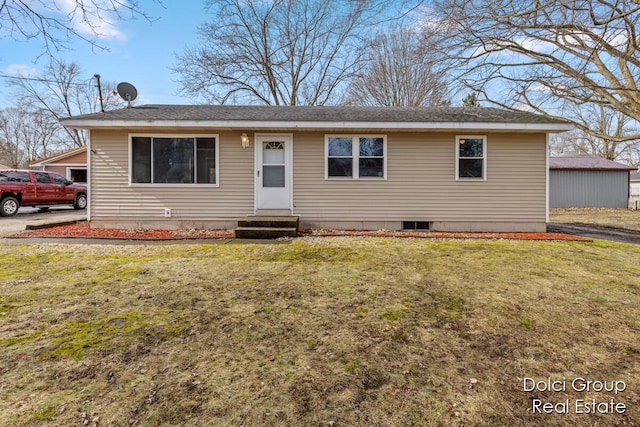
[87,129,92,222]
[545,133,550,225]
[628,170,631,208]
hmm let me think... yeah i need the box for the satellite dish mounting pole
[94,74,105,113]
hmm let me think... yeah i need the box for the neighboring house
[630,172,640,208]
[631,172,640,196]
[61,105,571,232]
[549,157,635,208]
[29,146,87,183]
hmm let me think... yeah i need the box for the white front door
[256,134,292,211]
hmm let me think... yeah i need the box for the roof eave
[60,119,574,133]
[28,146,87,167]
[550,167,636,171]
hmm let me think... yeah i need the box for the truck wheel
[1,196,20,217]
[73,193,87,210]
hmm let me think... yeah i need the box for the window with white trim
[67,168,87,183]
[326,135,386,179]
[130,135,218,185]
[456,135,486,180]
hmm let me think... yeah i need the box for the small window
[0,171,30,183]
[130,135,218,185]
[456,136,486,180]
[35,172,51,184]
[327,137,353,177]
[359,137,384,178]
[262,141,286,187]
[132,137,151,183]
[69,168,87,183]
[51,173,67,185]
[196,138,217,184]
[326,135,386,179]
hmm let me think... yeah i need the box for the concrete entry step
[234,216,299,239]
[234,226,298,239]
[237,216,299,229]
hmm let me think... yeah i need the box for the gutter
[60,119,574,133]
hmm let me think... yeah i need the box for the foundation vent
[402,221,431,231]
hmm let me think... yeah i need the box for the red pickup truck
[0,170,87,217]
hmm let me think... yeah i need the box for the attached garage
[549,157,635,208]
[29,146,88,183]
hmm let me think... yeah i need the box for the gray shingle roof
[549,156,636,171]
[63,104,570,126]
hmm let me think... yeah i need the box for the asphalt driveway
[0,207,86,237]
[547,223,640,245]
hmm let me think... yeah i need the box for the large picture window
[130,136,218,185]
[456,135,486,180]
[326,135,386,179]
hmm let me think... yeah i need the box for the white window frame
[128,134,220,187]
[65,166,87,183]
[455,135,487,181]
[325,134,387,180]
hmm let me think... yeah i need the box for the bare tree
[569,103,639,162]
[433,0,640,149]
[550,104,640,166]
[0,0,160,54]
[0,109,24,167]
[9,58,125,147]
[174,0,423,105]
[346,26,451,107]
[0,107,60,167]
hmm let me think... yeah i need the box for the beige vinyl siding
[90,129,254,221]
[293,132,546,224]
[89,128,547,230]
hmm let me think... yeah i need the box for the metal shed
[549,157,636,208]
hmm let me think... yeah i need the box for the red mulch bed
[303,228,587,240]
[6,222,588,241]
[9,223,234,240]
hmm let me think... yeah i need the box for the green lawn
[550,208,640,231]
[0,237,638,426]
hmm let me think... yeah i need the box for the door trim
[254,133,293,215]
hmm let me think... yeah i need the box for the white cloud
[467,36,556,60]
[3,64,39,77]
[516,37,555,52]
[414,6,450,33]
[57,0,128,41]
[559,27,629,51]
[513,102,536,112]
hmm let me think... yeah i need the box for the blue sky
[0,1,208,108]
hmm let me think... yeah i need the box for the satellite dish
[116,82,138,108]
